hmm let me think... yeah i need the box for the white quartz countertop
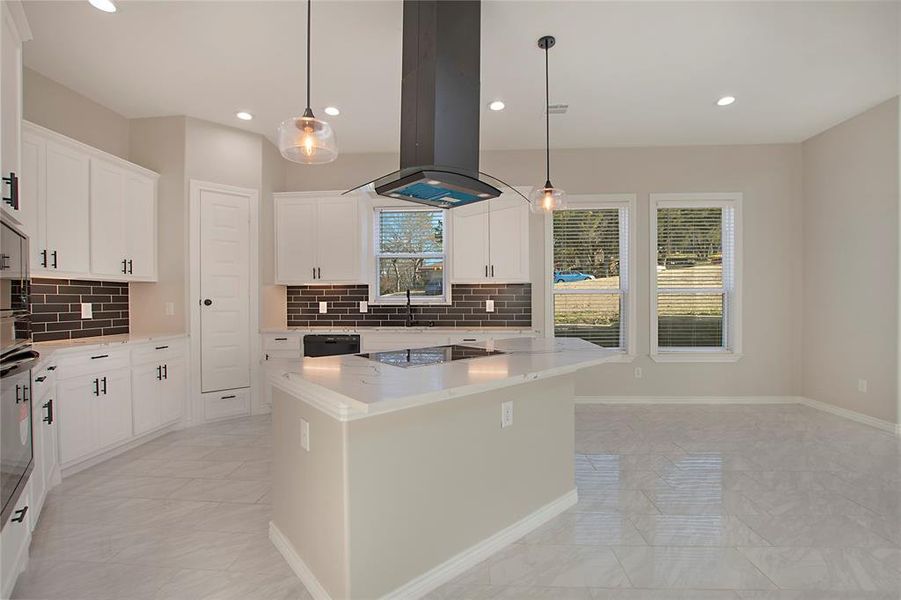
[269,337,617,421]
[33,333,187,369]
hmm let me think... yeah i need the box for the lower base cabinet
[58,368,133,466]
[133,349,185,435]
[0,479,32,599]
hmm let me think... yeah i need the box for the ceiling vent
[545,104,569,115]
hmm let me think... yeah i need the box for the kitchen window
[650,193,742,362]
[373,208,448,304]
[549,195,635,354]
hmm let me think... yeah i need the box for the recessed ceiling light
[324,106,340,116]
[235,111,253,121]
[716,95,736,107]
[88,0,117,13]
[426,180,441,185]
[488,100,505,111]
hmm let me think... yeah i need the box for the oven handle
[0,350,40,378]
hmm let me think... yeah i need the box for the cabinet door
[487,194,530,282]
[316,197,359,282]
[90,158,127,277]
[160,358,185,424]
[0,5,22,219]
[40,396,58,495]
[451,201,490,282]
[124,173,156,279]
[57,376,99,465]
[45,141,90,275]
[96,368,132,449]
[275,198,317,284]
[131,363,162,435]
[18,133,44,269]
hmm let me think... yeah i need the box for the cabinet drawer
[55,347,130,379]
[131,340,187,365]
[203,389,250,421]
[263,334,301,351]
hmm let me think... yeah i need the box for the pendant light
[277,0,338,164]
[529,35,566,214]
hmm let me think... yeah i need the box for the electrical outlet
[634,367,643,379]
[359,300,368,313]
[485,299,495,313]
[164,302,175,316]
[300,418,310,451]
[80,303,93,319]
[318,301,328,314]
[501,401,513,428]
[857,379,868,393]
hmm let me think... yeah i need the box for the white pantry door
[199,188,250,393]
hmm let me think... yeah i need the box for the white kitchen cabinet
[451,192,530,284]
[90,158,157,280]
[30,360,60,528]
[20,121,158,282]
[275,193,361,284]
[132,344,186,435]
[57,365,133,466]
[0,1,29,221]
[0,478,31,600]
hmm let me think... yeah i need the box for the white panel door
[451,201,490,282]
[18,133,43,268]
[57,376,98,465]
[488,194,530,282]
[275,198,316,284]
[200,189,250,393]
[124,173,156,278]
[90,159,127,276]
[316,197,359,282]
[96,368,132,449]
[44,141,90,275]
[131,363,162,435]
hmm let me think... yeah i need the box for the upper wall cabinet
[274,193,361,285]
[20,122,158,282]
[0,2,30,220]
[451,191,530,283]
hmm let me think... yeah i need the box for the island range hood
[347,0,507,209]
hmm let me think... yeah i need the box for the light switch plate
[300,418,310,451]
[319,301,328,314]
[80,303,93,319]
[485,299,495,313]
[359,301,368,313]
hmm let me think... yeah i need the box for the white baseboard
[797,396,900,436]
[269,489,578,600]
[577,395,900,436]
[576,395,797,405]
[269,522,333,600]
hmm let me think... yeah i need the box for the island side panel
[345,375,576,598]
[271,387,350,599]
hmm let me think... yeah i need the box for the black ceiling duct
[347,0,506,208]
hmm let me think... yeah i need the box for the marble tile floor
[13,404,901,599]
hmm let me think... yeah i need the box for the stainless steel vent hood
[346,0,508,209]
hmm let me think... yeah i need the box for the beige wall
[23,67,130,159]
[282,144,805,400]
[801,97,900,424]
[128,117,188,336]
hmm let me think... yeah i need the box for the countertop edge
[33,333,189,370]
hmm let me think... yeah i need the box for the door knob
[203,299,213,306]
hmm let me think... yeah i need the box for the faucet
[405,289,419,327]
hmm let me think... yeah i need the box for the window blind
[553,208,627,348]
[655,207,733,349]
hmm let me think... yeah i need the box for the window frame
[544,194,637,359]
[371,206,450,305]
[649,192,743,363]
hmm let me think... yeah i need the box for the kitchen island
[268,337,616,600]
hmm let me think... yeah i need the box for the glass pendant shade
[278,113,337,164]
[529,183,567,214]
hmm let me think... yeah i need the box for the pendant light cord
[306,0,312,110]
[544,43,551,187]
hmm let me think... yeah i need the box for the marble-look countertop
[269,336,616,421]
[32,333,188,370]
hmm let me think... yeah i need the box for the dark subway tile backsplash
[286,283,532,328]
[30,278,129,342]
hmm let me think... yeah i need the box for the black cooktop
[357,344,505,368]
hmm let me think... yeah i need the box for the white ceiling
[21,0,901,153]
